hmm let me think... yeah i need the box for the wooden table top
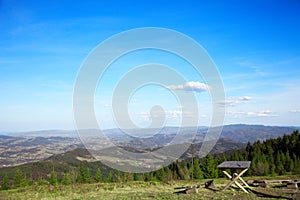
[217,161,251,169]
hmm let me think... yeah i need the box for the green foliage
[192,159,204,179]
[176,160,190,180]
[201,154,218,179]
[133,173,144,181]
[228,130,300,176]
[148,172,157,182]
[95,168,102,183]
[163,167,173,181]
[155,168,165,182]
[49,170,58,185]
[122,172,133,182]
[37,177,48,186]
[77,162,92,183]
[61,173,71,185]
[27,172,34,186]
[1,174,10,190]
[106,171,114,183]
[13,168,23,188]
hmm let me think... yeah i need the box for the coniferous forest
[1,130,300,190]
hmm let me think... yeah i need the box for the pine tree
[70,169,77,184]
[49,170,58,186]
[155,168,165,182]
[106,171,114,183]
[85,168,92,183]
[269,163,276,177]
[37,177,47,186]
[148,172,157,181]
[284,150,293,172]
[13,168,23,188]
[245,142,252,160]
[201,154,218,178]
[171,161,179,180]
[77,162,92,183]
[114,171,121,182]
[133,173,143,181]
[164,167,173,181]
[61,173,71,185]
[292,154,299,174]
[275,151,285,175]
[143,173,150,182]
[122,172,133,182]
[27,172,34,186]
[95,168,102,183]
[193,159,203,179]
[177,160,190,180]
[77,163,84,183]
[1,174,10,190]
[21,174,28,187]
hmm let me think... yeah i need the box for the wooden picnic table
[217,161,251,193]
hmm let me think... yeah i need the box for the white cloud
[137,109,197,121]
[219,98,238,107]
[227,110,279,118]
[167,81,210,93]
[238,96,252,101]
[290,109,300,113]
[219,96,253,107]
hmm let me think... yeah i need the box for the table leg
[233,172,250,188]
[222,168,249,193]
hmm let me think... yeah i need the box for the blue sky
[0,0,300,131]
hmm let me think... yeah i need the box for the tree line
[1,130,300,190]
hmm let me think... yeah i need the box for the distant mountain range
[2,124,298,142]
[0,124,298,169]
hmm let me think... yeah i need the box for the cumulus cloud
[167,81,210,93]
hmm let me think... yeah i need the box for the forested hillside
[1,130,299,190]
[231,130,300,176]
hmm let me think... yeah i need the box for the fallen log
[174,180,214,194]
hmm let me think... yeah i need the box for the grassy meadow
[1,176,299,200]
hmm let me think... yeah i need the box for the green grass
[0,178,297,200]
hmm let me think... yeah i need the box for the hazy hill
[218,124,297,143]
[3,124,296,143]
[0,148,114,181]
[0,126,299,182]
[0,124,298,168]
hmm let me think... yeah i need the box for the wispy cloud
[238,96,252,101]
[219,96,252,107]
[138,109,197,121]
[167,81,210,93]
[227,110,279,118]
[290,109,300,113]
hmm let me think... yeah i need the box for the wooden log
[247,180,254,185]
[185,187,198,194]
[282,189,299,194]
[293,193,300,200]
[257,181,269,188]
[287,182,298,189]
[248,180,268,187]
[204,180,214,188]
